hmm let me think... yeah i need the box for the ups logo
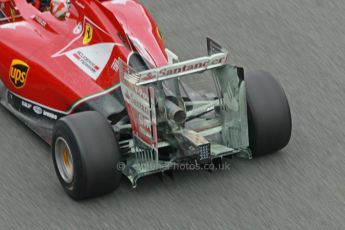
[9,59,29,89]
[83,23,93,45]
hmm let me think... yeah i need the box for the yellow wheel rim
[55,137,74,183]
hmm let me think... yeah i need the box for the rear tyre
[52,111,121,200]
[245,71,292,157]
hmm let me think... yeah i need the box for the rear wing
[125,38,229,86]
[118,38,230,152]
[120,38,228,160]
[119,39,250,185]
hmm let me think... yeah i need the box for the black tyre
[52,111,121,200]
[245,70,292,157]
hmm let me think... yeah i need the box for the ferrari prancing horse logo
[83,23,93,45]
[9,59,30,89]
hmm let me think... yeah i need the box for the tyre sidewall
[52,121,87,199]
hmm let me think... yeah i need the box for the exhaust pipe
[165,100,186,124]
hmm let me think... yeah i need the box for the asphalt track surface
[1,0,345,229]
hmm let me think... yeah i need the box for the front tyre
[52,111,122,200]
[245,71,292,157]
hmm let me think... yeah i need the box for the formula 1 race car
[0,0,291,199]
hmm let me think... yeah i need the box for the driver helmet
[50,0,71,20]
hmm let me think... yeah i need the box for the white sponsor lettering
[121,74,156,141]
[43,110,58,120]
[33,106,43,115]
[111,59,120,72]
[21,101,32,109]
[121,84,150,118]
[132,53,228,85]
[65,43,115,80]
[34,16,47,28]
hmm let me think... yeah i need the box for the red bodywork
[0,0,167,114]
